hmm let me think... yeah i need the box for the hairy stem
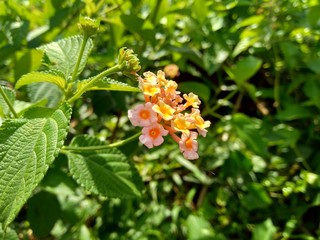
[0,87,18,118]
[67,64,122,104]
[71,34,90,83]
[62,131,141,152]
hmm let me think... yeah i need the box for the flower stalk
[62,131,141,152]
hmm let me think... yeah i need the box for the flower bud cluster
[78,16,100,37]
[118,47,141,75]
[128,70,210,160]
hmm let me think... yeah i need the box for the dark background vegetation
[1,0,320,239]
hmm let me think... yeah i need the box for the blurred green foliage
[1,0,320,239]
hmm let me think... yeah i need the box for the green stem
[150,0,162,24]
[62,131,141,152]
[272,43,281,111]
[0,87,18,118]
[71,34,90,83]
[67,64,122,104]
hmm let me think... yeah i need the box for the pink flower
[179,132,199,160]
[128,102,157,127]
[139,123,169,148]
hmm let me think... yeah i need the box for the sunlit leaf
[16,72,66,90]
[38,35,93,79]
[0,103,71,228]
[81,77,140,93]
[186,214,215,240]
[252,218,276,240]
[27,82,63,108]
[67,135,143,199]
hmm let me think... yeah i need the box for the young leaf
[0,103,71,228]
[67,135,143,199]
[0,86,15,117]
[79,77,140,93]
[38,35,93,79]
[15,72,66,90]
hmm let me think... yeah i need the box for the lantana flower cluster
[128,70,210,160]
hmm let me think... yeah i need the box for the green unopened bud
[79,16,100,37]
[118,47,141,76]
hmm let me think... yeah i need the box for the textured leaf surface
[80,77,140,93]
[0,86,15,117]
[0,103,71,228]
[38,35,93,79]
[27,82,63,108]
[67,135,142,199]
[15,72,66,90]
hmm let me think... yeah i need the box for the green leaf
[15,72,66,90]
[14,49,43,81]
[38,35,93,79]
[193,0,207,23]
[186,214,215,240]
[120,14,144,34]
[225,56,262,85]
[306,58,320,74]
[266,124,300,148]
[67,135,143,199]
[175,156,213,185]
[232,35,260,57]
[0,103,71,228]
[26,191,61,238]
[79,77,140,93]
[178,81,211,102]
[14,99,48,117]
[303,78,320,108]
[276,105,313,121]
[203,39,229,75]
[0,224,18,240]
[279,41,299,70]
[252,218,276,240]
[307,5,320,27]
[241,183,272,211]
[232,15,264,30]
[231,113,268,156]
[0,86,15,117]
[27,82,63,108]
